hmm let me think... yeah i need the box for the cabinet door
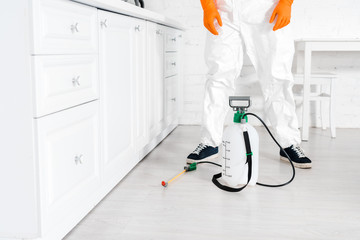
[147,22,165,140]
[36,101,100,232]
[98,10,137,184]
[133,19,148,150]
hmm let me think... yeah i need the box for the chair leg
[320,85,327,130]
[301,93,310,141]
[321,100,327,130]
[330,78,336,138]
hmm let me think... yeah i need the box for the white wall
[146,0,360,128]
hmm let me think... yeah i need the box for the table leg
[302,45,311,141]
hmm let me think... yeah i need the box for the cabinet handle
[135,25,142,32]
[70,22,79,33]
[171,98,176,102]
[171,62,177,66]
[178,34,182,38]
[171,37,177,42]
[100,19,108,28]
[156,29,162,35]
[74,154,83,165]
[72,76,80,87]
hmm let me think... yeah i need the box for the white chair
[293,73,337,139]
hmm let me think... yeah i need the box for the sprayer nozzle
[184,163,197,172]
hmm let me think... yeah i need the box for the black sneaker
[187,143,219,164]
[280,145,312,169]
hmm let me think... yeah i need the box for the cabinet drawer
[165,29,179,52]
[32,0,98,54]
[33,55,99,117]
[36,102,100,220]
[165,76,178,121]
[164,53,178,78]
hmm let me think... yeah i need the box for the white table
[294,38,360,141]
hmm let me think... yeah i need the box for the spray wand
[161,161,222,187]
[161,163,197,187]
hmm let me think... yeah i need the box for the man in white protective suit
[187,0,312,169]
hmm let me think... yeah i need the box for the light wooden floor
[65,126,360,240]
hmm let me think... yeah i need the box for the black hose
[243,113,296,187]
[197,161,222,167]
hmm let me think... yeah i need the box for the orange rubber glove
[201,0,223,35]
[270,0,293,31]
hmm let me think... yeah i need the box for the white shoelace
[292,145,306,158]
[192,143,207,155]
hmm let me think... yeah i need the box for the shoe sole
[280,156,312,169]
[186,153,219,164]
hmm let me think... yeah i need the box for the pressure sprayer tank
[221,113,259,187]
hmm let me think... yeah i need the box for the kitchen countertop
[72,0,185,30]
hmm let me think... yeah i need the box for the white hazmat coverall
[201,0,301,148]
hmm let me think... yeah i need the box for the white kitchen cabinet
[164,26,182,128]
[147,22,165,141]
[0,0,183,239]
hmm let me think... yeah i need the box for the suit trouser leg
[239,22,301,147]
[200,18,243,147]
